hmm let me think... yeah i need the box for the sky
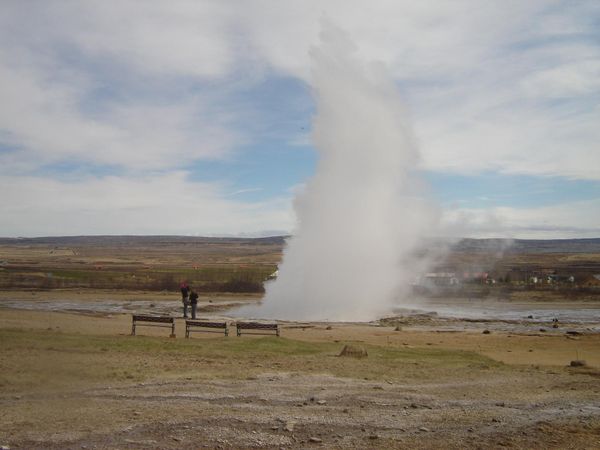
[0,0,599,239]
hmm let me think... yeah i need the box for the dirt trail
[4,372,600,449]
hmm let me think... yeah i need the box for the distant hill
[452,238,600,254]
[0,235,288,246]
[1,235,600,254]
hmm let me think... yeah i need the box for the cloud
[1,1,598,178]
[0,173,294,237]
[235,1,600,179]
[0,49,241,173]
[0,1,598,237]
[0,1,249,174]
[442,198,600,239]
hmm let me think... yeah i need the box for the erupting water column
[256,23,437,321]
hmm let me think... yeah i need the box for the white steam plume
[248,23,438,321]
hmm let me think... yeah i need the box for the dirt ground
[1,302,600,449]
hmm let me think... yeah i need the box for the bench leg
[237,328,241,337]
[276,328,280,337]
[131,322,136,336]
[185,326,189,338]
[170,322,176,338]
[225,327,229,337]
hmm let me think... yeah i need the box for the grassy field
[2,236,600,299]
[0,237,280,293]
[0,327,503,394]
[1,313,599,449]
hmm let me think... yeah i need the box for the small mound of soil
[339,345,368,358]
[570,360,587,367]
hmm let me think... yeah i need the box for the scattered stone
[539,328,546,332]
[343,408,349,413]
[570,360,587,367]
[369,434,379,440]
[325,326,332,330]
[1,446,10,450]
[172,437,182,442]
[527,315,533,319]
[482,330,491,334]
[495,402,506,407]
[394,326,402,331]
[317,400,327,405]
[284,421,296,432]
[372,386,384,390]
[309,437,322,443]
[419,427,430,432]
[566,331,582,336]
[410,403,419,409]
[467,427,474,432]
[339,344,368,358]
[271,426,279,430]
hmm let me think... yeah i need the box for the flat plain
[1,236,599,449]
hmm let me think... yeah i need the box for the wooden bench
[236,322,280,337]
[131,315,175,337]
[185,320,229,338]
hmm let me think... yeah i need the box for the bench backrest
[186,321,227,329]
[132,315,174,324]
[236,322,278,330]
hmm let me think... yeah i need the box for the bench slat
[185,320,228,338]
[236,322,280,337]
[132,315,174,324]
[131,315,175,337]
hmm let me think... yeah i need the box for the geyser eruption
[257,24,437,321]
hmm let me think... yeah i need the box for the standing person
[189,290,199,320]
[180,281,190,318]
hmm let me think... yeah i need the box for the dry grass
[0,327,507,396]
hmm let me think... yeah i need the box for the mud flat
[1,295,599,449]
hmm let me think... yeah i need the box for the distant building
[419,272,459,287]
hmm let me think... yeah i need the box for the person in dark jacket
[180,282,190,318]
[189,290,199,320]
